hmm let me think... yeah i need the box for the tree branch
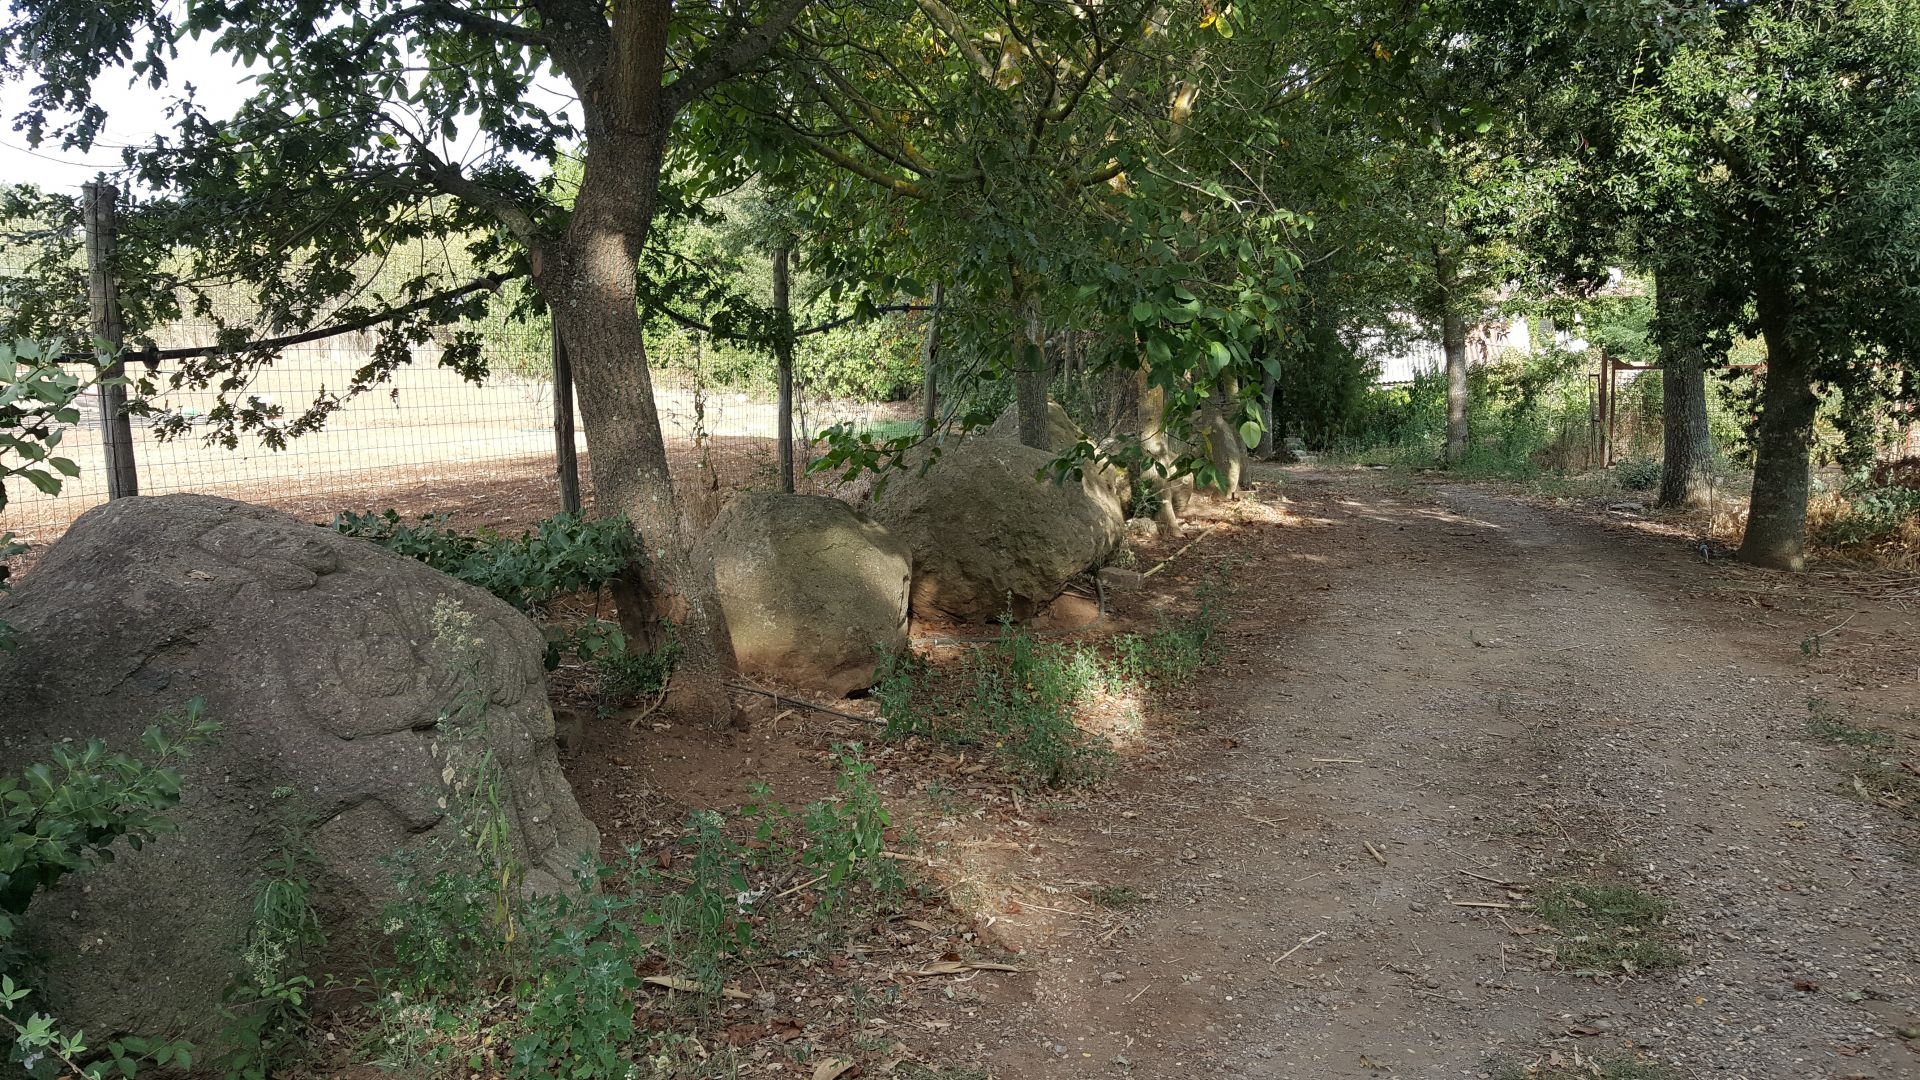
[61,276,511,364]
[792,133,927,197]
[356,1,555,51]
[662,0,815,117]
[912,0,996,83]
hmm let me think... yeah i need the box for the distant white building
[1366,314,1595,385]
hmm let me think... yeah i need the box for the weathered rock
[0,495,596,1042]
[985,398,1132,510]
[875,438,1125,621]
[704,493,911,696]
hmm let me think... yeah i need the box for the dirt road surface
[940,467,1919,1080]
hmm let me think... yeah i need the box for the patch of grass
[1493,1058,1682,1080]
[1804,697,1892,748]
[1089,884,1144,909]
[1845,759,1920,820]
[1533,881,1683,977]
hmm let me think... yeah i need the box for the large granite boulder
[984,399,1086,453]
[874,438,1125,621]
[0,495,596,1042]
[705,493,911,696]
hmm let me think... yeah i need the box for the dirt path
[949,467,1919,1080]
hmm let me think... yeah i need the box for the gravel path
[961,467,1919,1080]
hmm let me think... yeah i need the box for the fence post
[82,180,139,499]
[551,329,582,514]
[771,245,796,494]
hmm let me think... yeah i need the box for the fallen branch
[1269,930,1327,967]
[1364,841,1389,867]
[1141,525,1220,579]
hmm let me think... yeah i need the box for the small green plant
[874,647,934,739]
[507,859,648,1080]
[213,787,326,1080]
[590,635,680,717]
[1804,697,1891,748]
[1533,881,1683,976]
[799,745,905,915]
[966,622,1114,787]
[1090,884,1143,909]
[0,700,216,1079]
[1108,607,1221,690]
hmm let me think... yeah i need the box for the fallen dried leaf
[813,1057,855,1080]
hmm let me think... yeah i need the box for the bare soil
[568,464,1920,1080]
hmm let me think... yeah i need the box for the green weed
[1090,884,1144,909]
[1805,697,1891,748]
[1533,882,1683,977]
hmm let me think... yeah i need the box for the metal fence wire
[2,250,895,545]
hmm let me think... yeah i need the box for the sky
[0,34,258,191]
[0,32,579,193]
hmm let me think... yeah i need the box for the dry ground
[564,463,1920,1080]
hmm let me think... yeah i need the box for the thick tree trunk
[1015,312,1051,450]
[1738,278,1819,571]
[1653,267,1715,509]
[1442,309,1470,466]
[538,71,738,728]
[1200,373,1248,495]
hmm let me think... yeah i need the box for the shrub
[1614,458,1661,491]
[1809,475,1920,550]
[332,509,639,614]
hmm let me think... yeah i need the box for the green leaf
[1239,420,1262,449]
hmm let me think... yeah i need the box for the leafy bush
[332,509,639,613]
[1809,475,1920,549]
[0,701,217,1079]
[1613,458,1661,491]
[2,341,92,651]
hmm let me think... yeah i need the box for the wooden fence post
[771,245,796,494]
[551,329,582,514]
[82,180,139,499]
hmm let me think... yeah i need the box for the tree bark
[1014,307,1051,450]
[1653,266,1715,509]
[772,245,795,493]
[921,282,943,436]
[1436,249,1469,466]
[1442,309,1470,466]
[1738,276,1819,571]
[535,15,739,728]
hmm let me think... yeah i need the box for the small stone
[1103,971,1127,984]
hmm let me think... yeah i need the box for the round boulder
[0,495,597,1043]
[874,438,1124,621]
[705,493,911,696]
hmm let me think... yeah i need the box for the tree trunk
[539,83,738,728]
[921,282,943,436]
[1442,309,1469,466]
[1738,278,1819,571]
[1014,309,1051,450]
[1653,266,1715,509]
[1256,369,1277,460]
[772,245,795,493]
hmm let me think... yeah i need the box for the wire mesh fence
[3,258,905,544]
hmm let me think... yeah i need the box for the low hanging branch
[57,273,511,365]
